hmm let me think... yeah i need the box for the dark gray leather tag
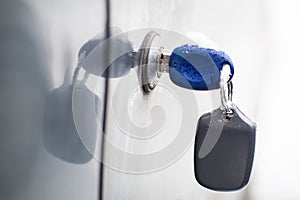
[194,105,256,191]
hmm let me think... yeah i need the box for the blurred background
[0,0,300,199]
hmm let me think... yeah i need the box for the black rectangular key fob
[194,105,256,191]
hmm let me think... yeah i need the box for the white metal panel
[102,0,264,199]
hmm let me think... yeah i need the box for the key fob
[194,105,256,191]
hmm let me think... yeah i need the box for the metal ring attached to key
[220,64,234,117]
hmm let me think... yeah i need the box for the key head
[169,45,234,90]
[194,105,256,191]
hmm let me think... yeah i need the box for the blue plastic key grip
[169,45,234,90]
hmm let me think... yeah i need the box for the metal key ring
[220,64,234,116]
